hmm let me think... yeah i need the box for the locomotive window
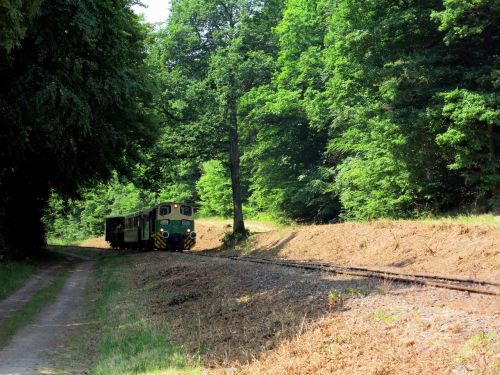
[180,205,192,216]
[159,205,171,216]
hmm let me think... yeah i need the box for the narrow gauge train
[104,202,196,251]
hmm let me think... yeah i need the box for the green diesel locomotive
[105,202,196,251]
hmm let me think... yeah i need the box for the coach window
[159,205,171,216]
[180,205,192,216]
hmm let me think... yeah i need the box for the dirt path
[0,264,63,328]
[0,259,93,375]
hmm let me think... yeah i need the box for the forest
[1,0,499,254]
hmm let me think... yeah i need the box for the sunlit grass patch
[416,214,500,227]
[455,331,500,371]
[0,261,36,300]
[88,255,197,375]
[196,216,287,231]
[47,237,87,246]
[327,290,346,307]
[237,292,258,304]
[373,310,398,324]
[346,286,371,297]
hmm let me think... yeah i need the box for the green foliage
[326,290,345,307]
[44,177,156,243]
[240,0,339,222]
[196,160,233,217]
[321,0,499,218]
[0,0,42,51]
[222,229,251,249]
[373,310,399,324]
[0,261,35,299]
[6,0,500,245]
[0,0,158,257]
[150,0,285,233]
[143,0,499,222]
[456,331,499,368]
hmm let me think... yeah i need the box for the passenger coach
[105,202,196,251]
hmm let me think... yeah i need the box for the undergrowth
[222,229,250,249]
[0,261,36,300]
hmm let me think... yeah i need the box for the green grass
[455,331,499,372]
[0,263,73,349]
[416,213,500,227]
[82,254,196,374]
[0,261,36,300]
[373,310,399,324]
[46,237,87,246]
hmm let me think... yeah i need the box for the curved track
[50,246,499,295]
[185,252,500,296]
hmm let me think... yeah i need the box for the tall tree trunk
[228,74,246,236]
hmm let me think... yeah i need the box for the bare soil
[134,252,500,374]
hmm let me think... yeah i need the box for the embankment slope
[81,219,500,281]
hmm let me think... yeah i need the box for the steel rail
[184,251,500,296]
[50,245,499,296]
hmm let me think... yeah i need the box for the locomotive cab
[154,202,196,251]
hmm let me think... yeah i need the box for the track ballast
[184,251,500,296]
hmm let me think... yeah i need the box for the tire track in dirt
[0,259,93,375]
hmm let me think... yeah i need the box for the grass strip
[47,237,86,246]
[0,261,36,300]
[48,245,111,260]
[88,255,196,374]
[0,262,74,349]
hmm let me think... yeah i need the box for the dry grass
[193,219,500,282]
[78,217,500,282]
[133,252,500,374]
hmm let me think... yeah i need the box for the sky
[132,0,171,24]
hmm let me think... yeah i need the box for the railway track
[185,251,500,296]
[50,245,500,296]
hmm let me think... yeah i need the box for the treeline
[49,0,500,242]
[147,0,499,222]
[3,1,499,250]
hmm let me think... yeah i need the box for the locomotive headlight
[186,228,191,232]
[160,228,164,232]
